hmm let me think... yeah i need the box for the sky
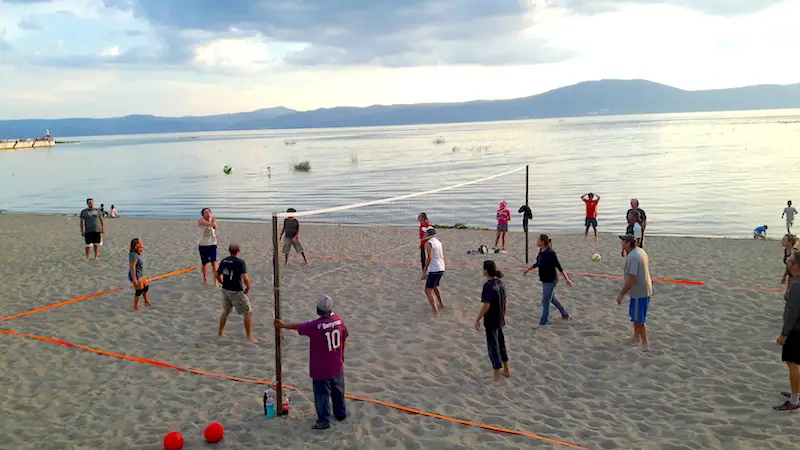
[1,0,799,119]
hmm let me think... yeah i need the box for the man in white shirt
[784,200,797,233]
[422,228,446,314]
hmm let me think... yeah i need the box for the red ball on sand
[163,431,184,450]
[204,422,224,443]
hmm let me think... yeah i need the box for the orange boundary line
[0,329,587,449]
[0,266,199,323]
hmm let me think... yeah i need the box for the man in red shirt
[418,213,432,280]
[581,193,601,241]
[275,294,349,430]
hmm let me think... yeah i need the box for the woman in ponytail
[475,260,510,381]
[524,234,573,326]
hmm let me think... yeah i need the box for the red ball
[204,422,224,444]
[163,431,184,450]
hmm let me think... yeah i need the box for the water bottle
[264,391,276,418]
[282,394,290,414]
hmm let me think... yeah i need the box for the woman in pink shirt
[494,201,511,253]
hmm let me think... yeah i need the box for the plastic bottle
[282,394,290,414]
[264,391,276,418]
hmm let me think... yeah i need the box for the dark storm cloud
[100,0,569,66]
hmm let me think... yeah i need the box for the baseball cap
[316,294,333,317]
[619,234,636,244]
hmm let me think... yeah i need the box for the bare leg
[640,324,649,351]
[629,324,640,344]
[493,368,501,382]
[85,246,90,259]
[202,263,209,285]
[424,288,438,313]
[212,262,219,286]
[494,231,500,248]
[284,253,289,267]
[501,232,506,249]
[594,227,598,241]
[503,361,511,377]
[133,294,141,311]
[244,312,257,342]
[143,280,151,306]
[433,286,445,308]
[789,362,800,397]
[93,245,100,260]
[218,311,230,337]
[301,252,309,265]
[584,227,589,240]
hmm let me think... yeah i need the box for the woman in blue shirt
[524,234,573,326]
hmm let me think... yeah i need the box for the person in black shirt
[474,260,510,381]
[215,244,256,342]
[524,234,573,326]
[626,199,647,247]
[280,208,309,266]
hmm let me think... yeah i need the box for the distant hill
[2,80,800,138]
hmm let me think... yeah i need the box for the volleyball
[592,253,602,261]
[223,165,233,174]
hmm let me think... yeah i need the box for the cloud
[17,18,42,30]
[548,0,787,16]
[2,0,55,4]
[98,0,571,67]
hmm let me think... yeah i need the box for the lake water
[1,110,799,238]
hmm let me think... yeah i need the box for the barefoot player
[281,208,309,266]
[581,193,600,241]
[216,244,256,342]
[616,234,653,352]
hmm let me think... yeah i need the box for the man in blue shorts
[616,234,653,352]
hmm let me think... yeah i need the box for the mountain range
[2,79,800,139]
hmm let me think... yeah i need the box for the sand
[0,213,797,449]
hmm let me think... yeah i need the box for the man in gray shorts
[79,198,105,260]
[280,208,309,266]
[215,244,256,342]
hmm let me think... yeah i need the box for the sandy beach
[1,213,797,449]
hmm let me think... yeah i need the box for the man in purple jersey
[275,294,349,430]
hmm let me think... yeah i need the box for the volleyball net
[268,165,529,414]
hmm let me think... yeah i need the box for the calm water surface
[1,110,799,237]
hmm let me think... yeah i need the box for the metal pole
[525,165,529,264]
[272,214,285,416]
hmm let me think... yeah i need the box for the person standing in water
[783,201,797,234]
[617,234,653,352]
[418,213,433,280]
[128,238,150,311]
[198,208,219,286]
[423,228,446,313]
[493,202,511,253]
[775,249,800,411]
[524,234,573,326]
[475,260,510,381]
[581,192,600,241]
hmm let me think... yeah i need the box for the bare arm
[129,259,138,284]
[424,243,432,272]
[782,287,800,337]
[619,274,636,298]
[80,218,84,235]
[215,270,223,285]
[242,273,252,294]
[100,214,105,234]
[503,296,508,316]
[294,223,300,240]
[274,319,299,330]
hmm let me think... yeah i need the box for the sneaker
[773,401,800,411]
[312,422,331,430]
[500,248,508,254]
[491,248,497,253]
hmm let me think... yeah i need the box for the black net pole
[272,214,286,416]
[525,165,530,264]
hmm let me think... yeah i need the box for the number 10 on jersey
[325,329,341,351]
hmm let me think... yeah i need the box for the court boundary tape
[0,266,199,323]
[0,328,588,449]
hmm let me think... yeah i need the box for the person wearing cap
[215,244,255,342]
[280,207,309,266]
[493,201,511,253]
[275,294,349,429]
[616,234,653,351]
[423,227,446,313]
